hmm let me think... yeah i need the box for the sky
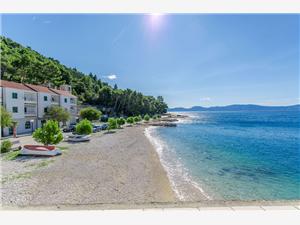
[1,14,299,108]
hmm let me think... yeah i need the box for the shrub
[133,116,139,123]
[33,120,63,145]
[143,114,150,121]
[0,106,12,128]
[152,115,158,120]
[138,115,142,121]
[75,119,93,135]
[126,117,134,124]
[1,140,12,153]
[117,117,126,127]
[79,107,102,121]
[108,118,118,131]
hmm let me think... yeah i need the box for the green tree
[33,120,63,145]
[144,114,150,122]
[116,117,126,127]
[126,117,134,125]
[108,118,118,131]
[75,119,93,135]
[0,106,12,127]
[45,105,71,125]
[79,107,102,121]
[133,116,139,123]
[1,36,169,117]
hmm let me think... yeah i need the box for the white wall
[3,87,26,119]
[37,92,59,118]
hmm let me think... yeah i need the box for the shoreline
[1,118,299,209]
[144,126,211,201]
[144,113,213,202]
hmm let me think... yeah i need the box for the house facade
[0,80,38,136]
[1,80,78,137]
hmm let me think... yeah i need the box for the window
[12,92,18,99]
[12,107,18,113]
[44,96,48,101]
[24,107,27,113]
[44,107,48,113]
[25,121,31,129]
[64,98,67,103]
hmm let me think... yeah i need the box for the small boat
[67,134,91,142]
[21,145,62,156]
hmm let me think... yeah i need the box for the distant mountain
[168,104,300,112]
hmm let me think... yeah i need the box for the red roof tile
[25,84,58,94]
[50,88,77,98]
[0,80,35,92]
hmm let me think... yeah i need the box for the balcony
[70,98,77,105]
[51,95,59,104]
[24,93,37,103]
[24,106,37,117]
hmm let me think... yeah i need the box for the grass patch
[35,159,55,168]
[2,172,32,184]
[3,150,21,161]
[58,146,69,153]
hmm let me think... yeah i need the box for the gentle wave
[144,126,211,201]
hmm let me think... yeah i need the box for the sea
[145,110,300,201]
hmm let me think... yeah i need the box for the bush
[33,120,63,145]
[152,115,158,120]
[126,117,134,124]
[108,118,118,130]
[79,107,102,121]
[143,114,150,121]
[76,119,93,135]
[117,117,126,127]
[133,116,139,123]
[1,140,12,153]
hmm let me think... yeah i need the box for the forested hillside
[0,36,168,116]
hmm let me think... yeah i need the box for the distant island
[168,104,300,112]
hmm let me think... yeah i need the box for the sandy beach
[1,125,177,207]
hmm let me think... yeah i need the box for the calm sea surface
[148,111,300,200]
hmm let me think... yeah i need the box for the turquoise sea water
[148,111,300,200]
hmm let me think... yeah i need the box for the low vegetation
[108,118,118,131]
[144,114,150,122]
[1,140,12,153]
[117,117,126,127]
[2,172,32,184]
[75,119,93,135]
[33,120,63,145]
[126,117,134,125]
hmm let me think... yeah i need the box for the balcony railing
[24,95,37,103]
[70,98,76,104]
[51,96,59,104]
[25,110,37,116]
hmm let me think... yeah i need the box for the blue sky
[1,14,299,107]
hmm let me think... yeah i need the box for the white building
[50,85,77,124]
[1,80,78,137]
[1,80,38,136]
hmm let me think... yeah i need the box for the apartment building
[1,80,78,137]
[1,80,38,136]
